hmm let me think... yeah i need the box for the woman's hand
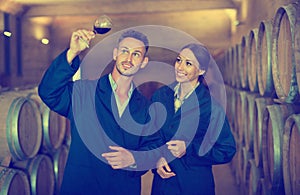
[156,157,176,179]
[167,140,186,158]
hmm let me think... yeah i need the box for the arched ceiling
[0,0,242,56]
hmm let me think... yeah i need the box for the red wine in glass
[93,26,111,34]
[93,15,112,34]
[80,15,112,47]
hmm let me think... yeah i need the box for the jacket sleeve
[38,49,81,118]
[147,88,172,174]
[134,118,166,169]
[129,96,167,176]
[184,102,236,166]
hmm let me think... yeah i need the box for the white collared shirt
[108,74,133,117]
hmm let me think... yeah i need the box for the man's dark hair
[118,29,149,53]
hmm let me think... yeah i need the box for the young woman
[151,43,236,195]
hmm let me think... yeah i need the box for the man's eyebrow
[119,46,144,53]
[119,46,129,50]
[133,50,143,54]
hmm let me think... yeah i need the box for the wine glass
[93,15,112,34]
[80,15,112,48]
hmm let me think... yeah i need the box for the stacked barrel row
[223,2,300,195]
[0,87,70,195]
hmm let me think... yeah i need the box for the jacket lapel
[95,75,126,147]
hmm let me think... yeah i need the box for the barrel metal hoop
[0,168,16,194]
[42,106,52,151]
[6,97,26,160]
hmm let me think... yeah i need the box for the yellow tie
[174,97,182,112]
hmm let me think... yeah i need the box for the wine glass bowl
[79,15,112,48]
[93,15,112,34]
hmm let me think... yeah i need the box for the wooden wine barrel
[244,93,260,152]
[40,103,67,153]
[235,90,248,144]
[257,20,275,97]
[239,35,250,90]
[0,91,42,162]
[227,47,234,86]
[0,166,30,195]
[223,48,228,85]
[223,49,230,85]
[235,144,252,190]
[256,178,271,195]
[248,28,259,92]
[225,86,236,132]
[64,118,71,147]
[13,154,55,195]
[244,159,262,195]
[225,85,232,124]
[253,97,273,168]
[229,146,239,186]
[272,3,300,103]
[226,88,239,184]
[27,93,67,153]
[282,114,300,195]
[234,144,242,186]
[233,44,242,89]
[231,88,237,135]
[52,145,69,194]
[262,103,300,193]
[241,147,253,184]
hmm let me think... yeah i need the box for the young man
[38,29,162,194]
